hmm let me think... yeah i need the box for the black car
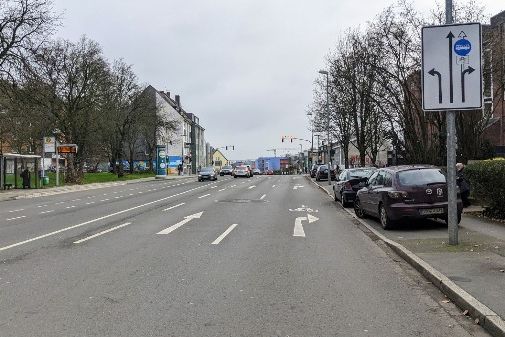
[333,167,377,207]
[354,166,463,229]
[315,165,336,181]
[198,167,218,181]
[220,165,233,176]
[310,164,322,178]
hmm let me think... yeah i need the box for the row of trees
[0,0,178,182]
[309,1,503,168]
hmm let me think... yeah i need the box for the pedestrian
[178,163,182,176]
[20,167,31,189]
[456,163,471,207]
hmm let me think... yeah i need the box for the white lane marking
[138,191,143,194]
[129,193,134,196]
[73,222,131,244]
[114,196,120,199]
[0,185,206,252]
[230,184,237,187]
[198,194,211,199]
[65,206,76,209]
[40,210,54,214]
[241,181,246,184]
[87,196,95,199]
[37,205,43,208]
[103,194,108,196]
[55,201,65,205]
[218,188,226,192]
[157,212,203,235]
[162,203,185,212]
[210,186,217,189]
[71,199,81,201]
[85,202,95,205]
[260,194,266,200]
[211,224,238,245]
[99,199,109,202]
[6,216,26,221]
[248,185,256,189]
[8,209,25,213]
[272,185,276,188]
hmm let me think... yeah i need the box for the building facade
[212,149,228,170]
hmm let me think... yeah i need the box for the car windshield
[236,166,246,169]
[201,167,213,172]
[319,165,327,170]
[398,169,446,186]
[223,166,232,169]
[349,169,375,178]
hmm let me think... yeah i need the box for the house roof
[212,149,228,161]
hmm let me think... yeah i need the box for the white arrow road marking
[211,224,238,245]
[157,212,204,235]
[162,203,185,212]
[73,222,131,244]
[293,214,319,238]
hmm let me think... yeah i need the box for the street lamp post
[307,111,314,171]
[319,70,332,186]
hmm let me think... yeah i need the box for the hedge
[465,159,505,219]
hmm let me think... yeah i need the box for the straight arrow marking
[293,216,307,237]
[447,31,455,103]
[157,211,204,235]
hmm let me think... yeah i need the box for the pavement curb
[305,175,505,337]
[0,176,194,202]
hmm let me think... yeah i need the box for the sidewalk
[0,175,192,202]
[309,176,505,336]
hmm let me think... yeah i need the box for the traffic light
[290,138,293,143]
[281,137,284,142]
[226,146,228,150]
[232,146,235,150]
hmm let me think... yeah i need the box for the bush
[465,160,505,219]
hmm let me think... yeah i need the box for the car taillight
[344,182,352,190]
[387,191,408,199]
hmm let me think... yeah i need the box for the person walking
[20,168,31,189]
[456,163,471,207]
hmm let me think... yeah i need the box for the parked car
[253,168,261,175]
[265,170,274,175]
[333,167,377,207]
[315,165,336,181]
[353,165,463,230]
[310,164,323,178]
[198,167,218,181]
[220,165,233,176]
[233,165,250,178]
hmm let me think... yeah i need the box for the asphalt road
[0,175,488,336]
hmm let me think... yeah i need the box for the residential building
[212,149,228,170]
[186,112,206,173]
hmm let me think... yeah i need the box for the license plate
[419,208,444,215]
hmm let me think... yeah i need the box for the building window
[215,160,222,166]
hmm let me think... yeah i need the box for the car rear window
[349,169,375,178]
[397,169,446,186]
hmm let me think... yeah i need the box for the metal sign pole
[445,0,458,245]
[42,138,45,188]
[56,142,59,187]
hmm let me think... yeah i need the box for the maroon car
[353,166,463,229]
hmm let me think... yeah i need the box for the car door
[360,171,378,213]
[334,170,347,197]
[366,171,385,216]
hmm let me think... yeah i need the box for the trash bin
[42,176,49,185]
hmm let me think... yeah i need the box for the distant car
[333,167,377,207]
[198,167,218,181]
[353,166,463,229]
[233,165,250,178]
[310,164,323,178]
[315,165,336,181]
[265,170,274,175]
[220,165,233,176]
[245,165,254,177]
[253,168,261,175]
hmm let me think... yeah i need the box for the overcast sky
[52,0,503,160]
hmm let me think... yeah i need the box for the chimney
[175,95,181,107]
[166,91,170,98]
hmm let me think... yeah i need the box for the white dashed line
[8,209,24,213]
[65,206,76,209]
[272,185,276,188]
[198,194,211,199]
[218,188,226,192]
[85,202,95,205]
[260,194,266,200]
[248,185,256,189]
[211,224,238,245]
[73,222,131,244]
[55,202,65,205]
[40,210,54,214]
[6,216,26,221]
[162,203,185,212]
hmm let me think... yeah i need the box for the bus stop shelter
[0,153,41,190]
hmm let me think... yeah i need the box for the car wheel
[379,204,395,230]
[234,176,237,178]
[354,198,365,218]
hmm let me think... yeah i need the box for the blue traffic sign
[454,38,471,56]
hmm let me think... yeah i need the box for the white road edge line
[198,194,211,199]
[162,203,185,212]
[260,194,266,200]
[218,188,226,192]
[0,185,206,252]
[74,222,131,244]
[211,224,238,245]
[6,216,27,221]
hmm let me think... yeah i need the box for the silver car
[233,165,250,178]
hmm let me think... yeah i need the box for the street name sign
[422,23,482,111]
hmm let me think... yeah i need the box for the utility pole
[319,70,332,186]
[445,0,458,245]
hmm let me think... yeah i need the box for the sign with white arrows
[293,214,319,238]
[422,22,482,111]
[157,211,203,235]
